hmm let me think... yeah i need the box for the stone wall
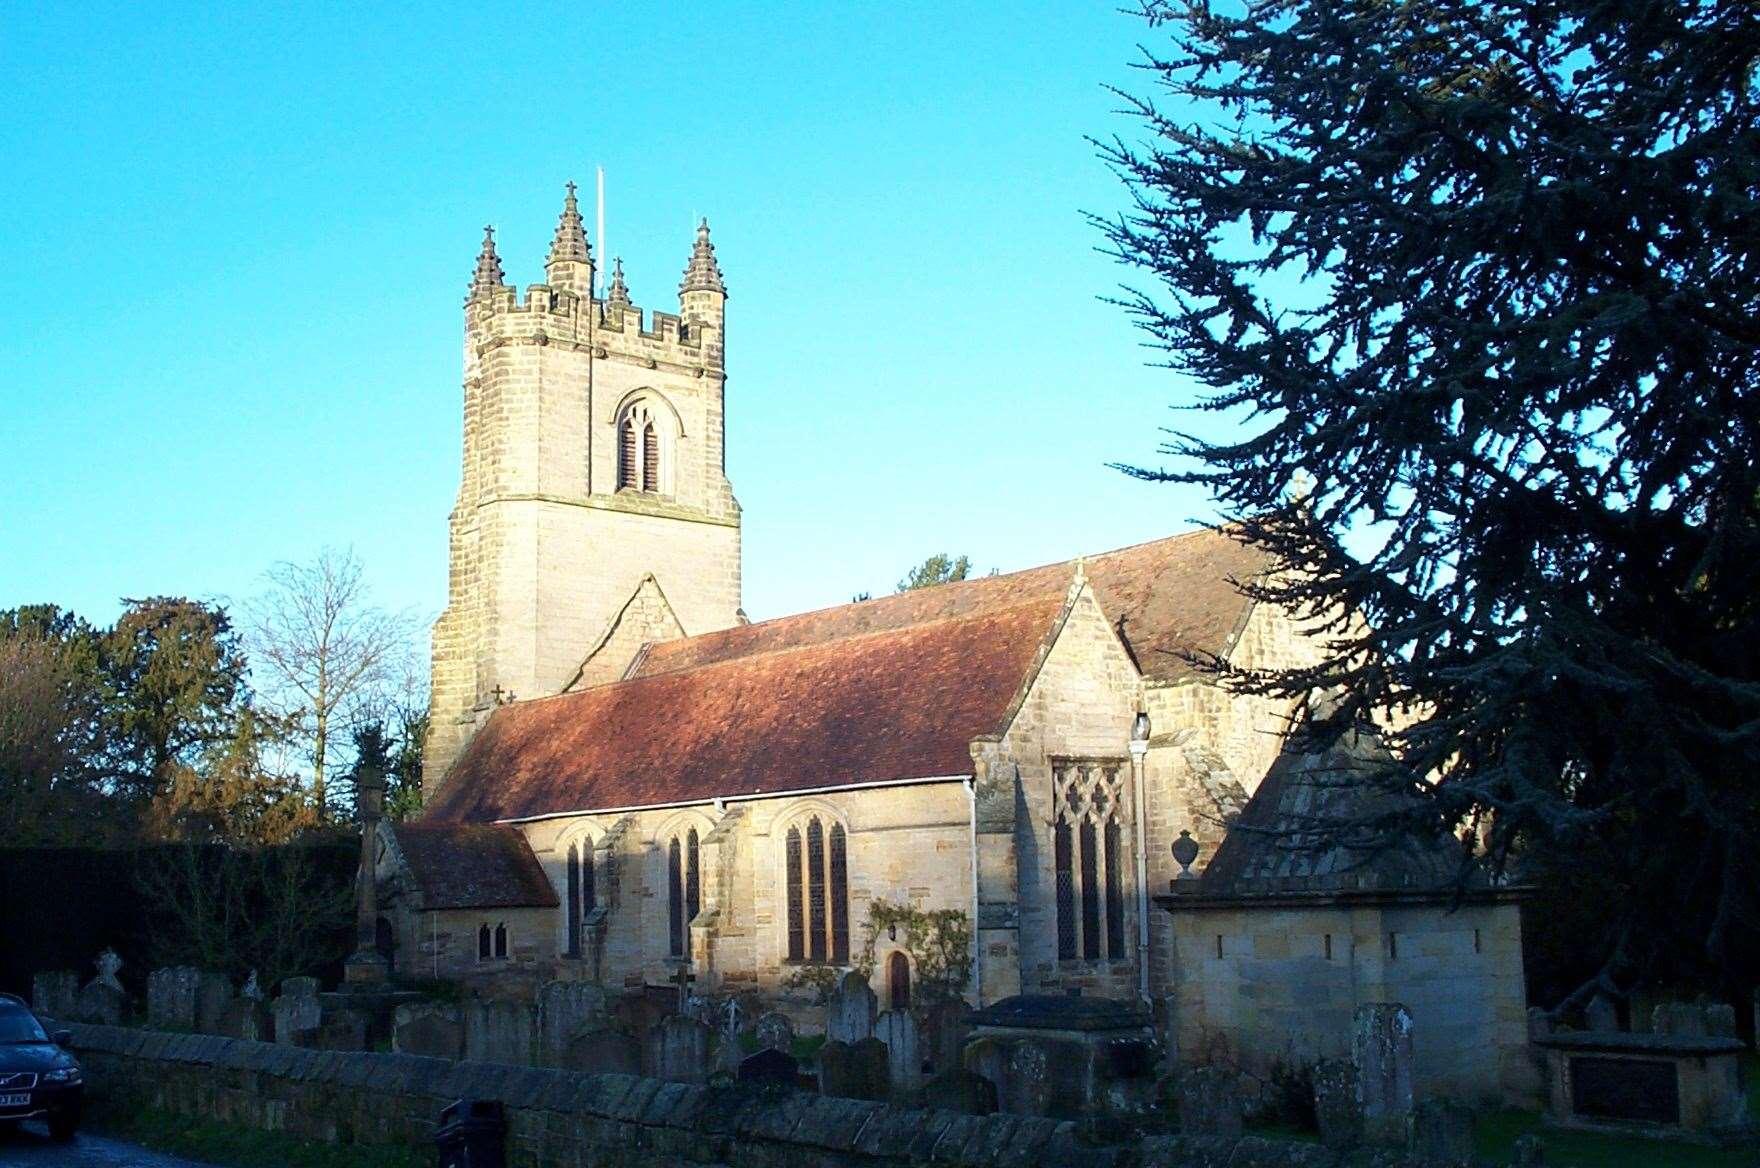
[62,1022,1473,1168]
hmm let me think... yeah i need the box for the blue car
[0,993,82,1142]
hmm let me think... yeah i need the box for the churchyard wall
[1164,897,1535,1106]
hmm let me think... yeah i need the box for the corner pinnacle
[548,182,590,266]
[679,217,725,295]
[607,256,631,307]
[469,225,505,301]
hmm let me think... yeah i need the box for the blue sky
[1,1,1226,639]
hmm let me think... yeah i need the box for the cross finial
[566,180,577,200]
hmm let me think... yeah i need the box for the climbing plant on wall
[855,900,972,1006]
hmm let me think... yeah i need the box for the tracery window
[566,839,597,959]
[616,399,670,493]
[784,816,849,964]
[666,827,701,959]
[1051,760,1130,963]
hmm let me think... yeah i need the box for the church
[378,186,1535,1106]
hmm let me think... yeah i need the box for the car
[0,993,82,1142]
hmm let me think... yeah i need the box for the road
[0,1123,216,1168]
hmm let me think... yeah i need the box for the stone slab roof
[391,823,559,909]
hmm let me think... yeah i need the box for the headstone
[74,979,124,1026]
[316,1008,369,1050]
[738,1046,800,1088]
[923,1066,997,1115]
[1652,1002,1708,1038]
[1003,1039,1052,1116]
[220,998,272,1042]
[1312,1059,1360,1150]
[1352,1003,1414,1146]
[240,970,263,1002]
[565,1026,641,1075]
[537,981,608,1066]
[1705,1003,1736,1039]
[826,970,877,1044]
[394,1001,464,1060]
[94,948,123,990]
[818,1035,890,1101]
[272,981,322,1046]
[1177,1065,1243,1139]
[147,966,201,1030]
[1511,1132,1545,1164]
[755,1010,795,1054]
[463,998,537,1066]
[921,998,969,1073]
[31,971,79,1021]
[655,1014,710,1084]
[1406,1098,1473,1167]
[195,972,232,1034]
[876,1009,922,1093]
[1584,995,1619,1033]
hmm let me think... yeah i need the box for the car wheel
[48,1113,78,1143]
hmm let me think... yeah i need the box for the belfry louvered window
[616,399,668,493]
[1052,760,1131,964]
[667,828,701,959]
[784,815,849,964]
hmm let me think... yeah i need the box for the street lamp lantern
[1130,711,1151,747]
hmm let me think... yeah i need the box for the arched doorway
[888,951,911,1010]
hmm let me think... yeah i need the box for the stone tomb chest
[963,993,1156,1118]
[1534,1030,1749,1139]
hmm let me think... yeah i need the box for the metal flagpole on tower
[596,167,606,298]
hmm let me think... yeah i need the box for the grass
[87,1103,428,1168]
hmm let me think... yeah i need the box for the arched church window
[478,923,492,961]
[567,843,582,958]
[888,951,911,1010]
[1052,761,1131,964]
[783,814,850,965]
[785,826,804,961]
[666,827,702,960]
[615,399,671,494]
[493,922,508,959]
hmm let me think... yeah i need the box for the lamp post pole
[345,761,390,986]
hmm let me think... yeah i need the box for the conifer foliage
[1098,0,1759,1000]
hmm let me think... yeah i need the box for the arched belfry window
[616,398,671,494]
[783,814,849,964]
[1052,761,1131,964]
[666,826,702,959]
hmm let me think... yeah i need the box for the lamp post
[344,760,390,986]
[1129,710,1152,1003]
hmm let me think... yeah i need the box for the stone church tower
[424,187,743,793]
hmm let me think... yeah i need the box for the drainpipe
[964,775,981,1004]
[1130,711,1152,1004]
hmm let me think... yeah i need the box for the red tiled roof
[424,597,1068,824]
[392,823,559,909]
[632,526,1269,685]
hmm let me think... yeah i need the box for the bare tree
[245,547,415,816]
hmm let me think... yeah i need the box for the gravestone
[1003,1039,1052,1116]
[818,1036,890,1101]
[1312,1059,1361,1150]
[654,1015,710,1084]
[1705,1003,1736,1039]
[876,1009,922,1093]
[713,1035,745,1078]
[147,967,201,1030]
[1177,1065,1243,1139]
[272,981,322,1046]
[738,1046,800,1088]
[1511,1133,1545,1164]
[394,1001,464,1060]
[1352,1003,1414,1146]
[537,981,608,1066]
[1584,995,1619,1034]
[921,998,968,1073]
[94,948,124,990]
[195,972,232,1034]
[1653,1002,1708,1038]
[220,998,272,1042]
[1406,1099,1473,1167]
[463,998,536,1066]
[317,1008,369,1050]
[923,1066,997,1115]
[565,1026,641,1075]
[74,979,124,1026]
[755,1010,795,1054]
[826,970,877,1044]
[31,971,79,1021]
[240,970,264,1002]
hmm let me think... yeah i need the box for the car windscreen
[0,1008,49,1044]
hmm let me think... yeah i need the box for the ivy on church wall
[855,900,972,1006]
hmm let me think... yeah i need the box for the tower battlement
[465,285,722,377]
